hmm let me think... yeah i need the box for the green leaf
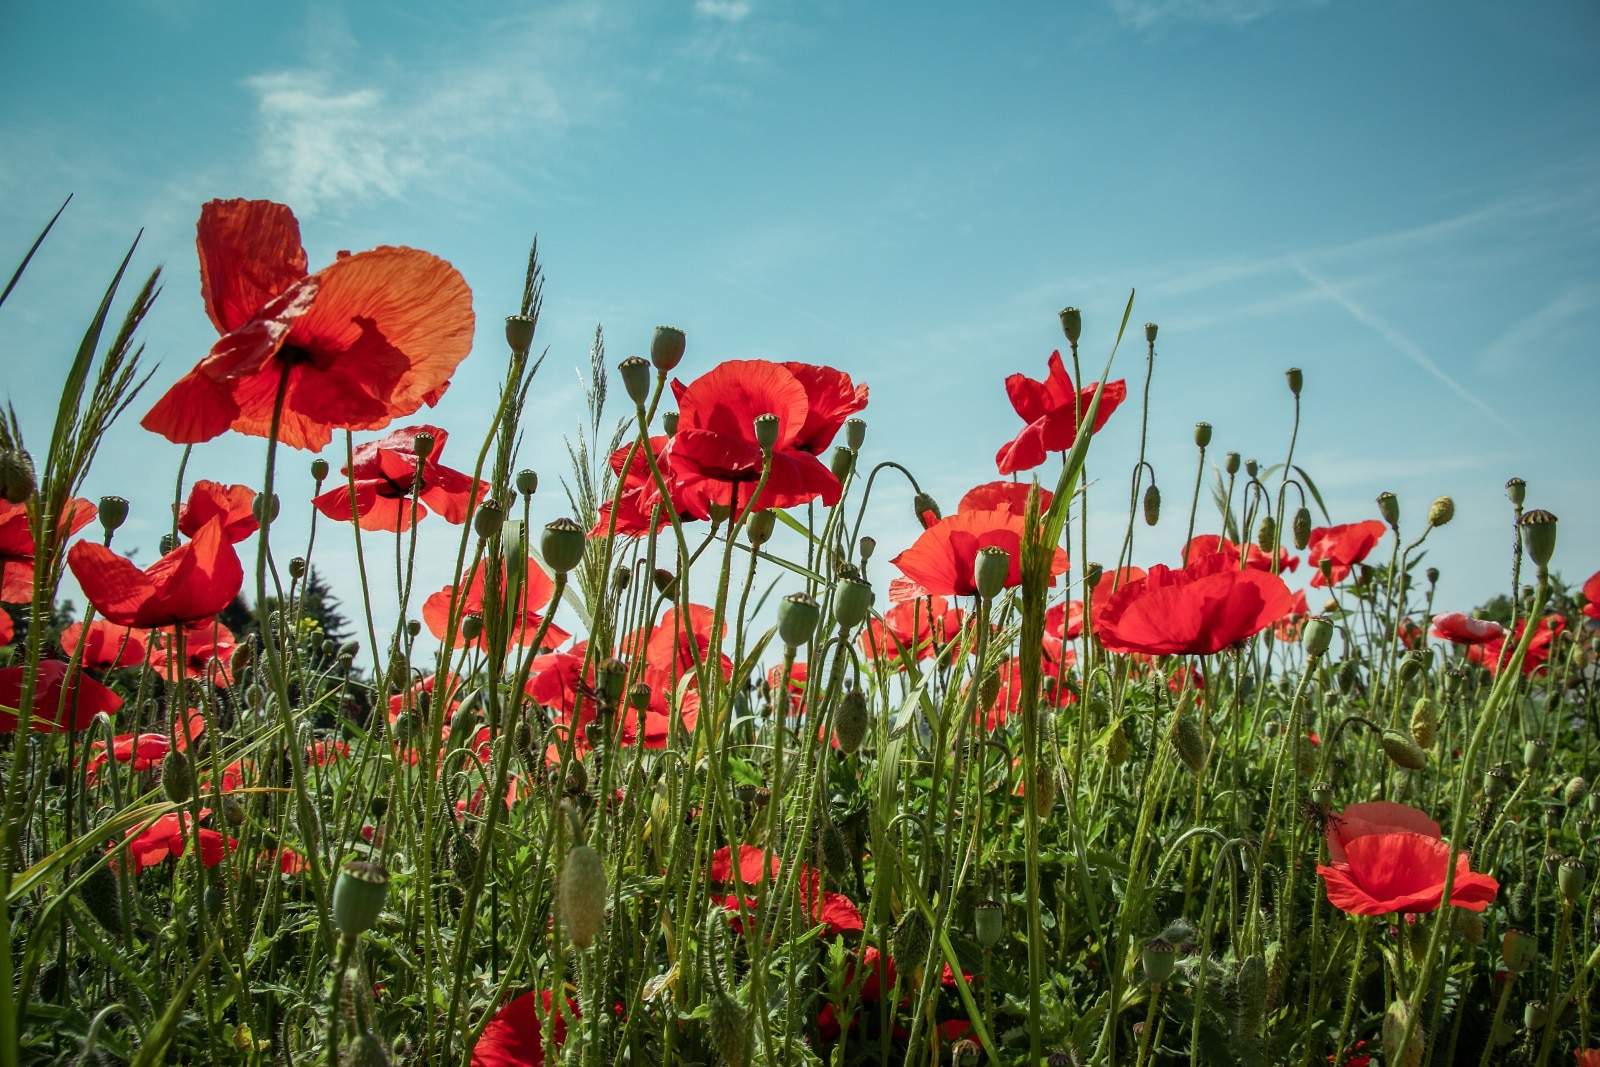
[0,196,69,312]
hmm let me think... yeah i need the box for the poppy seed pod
[1377,491,1399,528]
[834,687,869,754]
[1501,927,1537,972]
[777,592,820,648]
[1245,458,1259,479]
[913,491,941,525]
[161,750,193,804]
[858,535,876,562]
[1318,558,1334,583]
[1058,307,1082,345]
[1505,477,1526,507]
[515,468,538,497]
[1380,729,1427,771]
[1285,366,1304,396]
[473,501,505,540]
[1141,938,1176,985]
[1291,506,1311,550]
[661,410,679,436]
[1224,452,1241,475]
[1522,737,1549,771]
[974,899,1003,948]
[542,517,587,573]
[405,619,421,638]
[1302,615,1334,657]
[829,446,854,482]
[311,457,330,482]
[505,315,536,354]
[1427,495,1454,528]
[289,557,306,580]
[597,658,628,704]
[1425,566,1439,585]
[1309,781,1334,810]
[411,430,435,460]
[845,417,866,451]
[1523,1000,1548,1031]
[1518,509,1557,569]
[618,356,651,405]
[1256,514,1276,554]
[1482,764,1512,799]
[1143,484,1161,527]
[753,413,781,452]
[746,509,775,547]
[628,681,651,713]
[1144,321,1158,344]
[559,842,606,949]
[612,564,630,592]
[333,859,390,938]
[252,492,280,525]
[650,325,686,372]
[461,614,484,642]
[974,545,1010,599]
[96,495,129,535]
[833,576,873,631]
[1559,857,1585,904]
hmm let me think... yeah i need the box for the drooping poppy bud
[1292,506,1311,550]
[891,908,931,973]
[1171,713,1207,774]
[0,448,36,504]
[1380,730,1427,771]
[1143,484,1160,527]
[652,568,676,595]
[778,592,820,648]
[650,326,686,372]
[542,518,587,573]
[161,750,193,804]
[834,687,869,755]
[333,859,389,938]
[913,491,941,527]
[706,991,749,1067]
[1256,515,1276,554]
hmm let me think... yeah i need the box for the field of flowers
[0,198,1596,1066]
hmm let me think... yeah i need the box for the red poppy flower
[620,604,733,683]
[859,595,965,665]
[994,351,1127,475]
[67,518,243,629]
[422,557,569,650]
[1331,1040,1372,1067]
[1183,534,1298,573]
[1093,553,1296,656]
[766,660,808,716]
[387,672,463,724]
[311,424,489,532]
[1316,830,1498,915]
[0,610,10,647]
[892,508,1068,599]
[1467,615,1565,676]
[0,660,122,732]
[118,811,236,873]
[147,618,237,687]
[1324,801,1441,864]
[306,738,350,766]
[956,481,1053,517]
[177,480,260,543]
[590,435,706,537]
[472,989,575,1067]
[1574,1050,1600,1067]
[981,654,1075,730]
[84,734,169,784]
[707,844,861,937]
[1273,589,1311,642]
[60,620,148,669]
[667,360,866,512]
[1306,520,1386,587]
[1582,570,1600,621]
[530,650,698,756]
[1395,619,1423,649]
[141,199,475,452]
[0,498,98,603]
[263,846,307,876]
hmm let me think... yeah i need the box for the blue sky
[3,0,1597,637]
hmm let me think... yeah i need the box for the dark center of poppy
[276,344,316,368]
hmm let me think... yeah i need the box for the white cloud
[1110,0,1330,30]
[1477,281,1600,372]
[694,0,751,21]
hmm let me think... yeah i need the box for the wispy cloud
[694,0,751,22]
[1109,0,1330,30]
[1287,257,1517,433]
[1478,281,1600,372]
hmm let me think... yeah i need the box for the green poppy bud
[1519,509,1557,569]
[461,614,484,642]
[1256,514,1276,554]
[1285,366,1303,396]
[1559,858,1585,904]
[974,545,1010,599]
[411,431,435,460]
[1224,452,1241,476]
[1143,483,1160,526]
[1292,506,1312,550]
[1483,764,1512,799]
[1171,713,1207,774]
[97,495,128,534]
[252,492,280,525]
[1193,421,1212,448]
[829,446,854,483]
[661,410,679,436]
[618,356,652,406]
[1058,307,1082,345]
[650,325,686,372]
[845,417,866,451]
[833,577,873,631]
[974,899,1003,948]
[1410,695,1437,749]
[1501,927,1537,972]
[1302,615,1335,657]
[913,491,941,526]
[161,750,193,804]
[777,592,820,649]
[333,859,390,938]
[0,449,36,504]
[833,687,869,754]
[1377,491,1399,529]
[559,842,606,949]
[1141,938,1176,985]
[1523,737,1549,771]
[1397,649,1427,684]
[746,509,775,547]
[1380,729,1427,771]
[753,413,780,452]
[1505,477,1526,507]
[1235,955,1267,1036]
[311,457,330,482]
[505,315,536,354]
[515,469,538,497]
[1564,775,1588,807]
[541,517,587,573]
[1427,495,1454,528]
[612,564,630,592]
[652,568,676,595]
[597,658,628,704]
[705,991,749,1067]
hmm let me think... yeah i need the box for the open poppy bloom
[0,611,11,647]
[1273,589,1311,641]
[311,424,488,532]
[0,498,98,603]
[422,557,569,650]
[707,844,863,937]
[620,603,734,684]
[1580,569,1599,621]
[1325,801,1441,863]
[1306,520,1386,587]
[141,198,475,452]
[60,620,148,670]
[892,508,1068,598]
[177,480,261,543]
[1183,534,1297,574]
[84,709,202,784]
[1466,614,1565,676]
[529,649,699,756]
[306,738,350,765]
[472,989,575,1067]
[0,659,122,732]
[1316,829,1498,915]
[956,480,1053,517]
[146,617,237,687]
[1093,553,1296,656]
[980,653,1075,730]
[1574,1050,1600,1067]
[1430,611,1504,646]
[859,594,966,666]
[666,360,867,513]
[994,351,1126,475]
[117,811,236,874]
[67,518,243,628]
[590,435,706,537]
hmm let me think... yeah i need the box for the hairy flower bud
[1564,775,1588,807]
[834,687,869,755]
[1171,712,1207,774]
[1427,495,1454,527]
[560,842,606,949]
[650,326,686,372]
[913,491,941,527]
[1292,506,1311,550]
[1143,484,1160,526]
[0,449,36,504]
[1256,514,1276,554]
[161,750,193,804]
[1380,729,1427,771]
[541,517,586,573]
[652,568,676,595]
[1410,695,1437,749]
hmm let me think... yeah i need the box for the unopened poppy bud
[1083,562,1104,589]
[1193,421,1212,448]
[1262,718,1281,738]
[778,592,820,648]
[661,410,679,435]
[252,492,280,524]
[1427,495,1454,527]
[1483,764,1512,798]
[834,687,869,754]
[1058,306,1082,344]
[1518,509,1557,569]
[612,564,630,592]
[469,500,505,541]
[1245,458,1259,479]
[1224,452,1241,475]
[891,908,932,973]
[1382,1001,1422,1066]
[1318,558,1334,583]
[618,356,652,406]
[652,568,676,595]
[1171,713,1207,774]
[752,412,780,452]
[747,509,775,546]
[1144,321,1158,344]
[858,535,876,562]
[1143,484,1160,526]
[289,557,306,580]
[1501,927,1537,972]
[1397,649,1427,683]
[597,658,628,703]
[1425,566,1439,585]
[845,417,866,451]
[1564,775,1588,807]
[1377,491,1399,528]
[833,576,873,631]
[411,431,435,460]
[650,325,686,372]
[1410,695,1437,748]
[829,446,854,482]
[1380,729,1427,771]
[97,495,128,534]
[161,750,193,803]
[1523,737,1549,770]
[559,842,606,949]
[461,614,484,642]
[1559,857,1585,903]
[1256,514,1276,554]
[1285,367,1303,396]
[0,449,35,503]
[913,491,941,527]
[1141,937,1176,985]
[159,533,179,555]
[1505,477,1526,507]
[505,315,536,354]
[1302,615,1334,657]
[973,899,1003,948]
[974,546,1010,599]
[230,641,253,677]
[333,859,389,938]
[1290,506,1311,550]
[541,517,587,573]
[310,457,330,482]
